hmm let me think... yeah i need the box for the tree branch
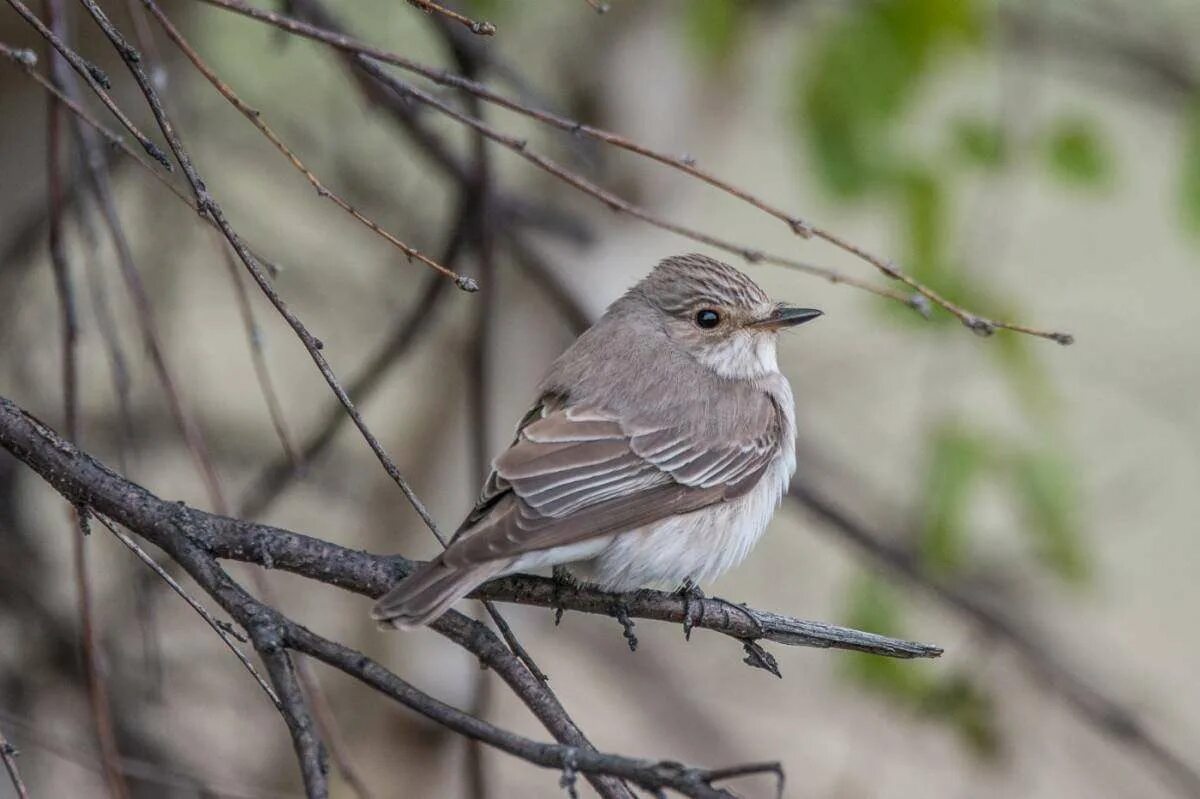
[0,395,814,797]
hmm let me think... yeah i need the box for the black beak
[752,305,823,330]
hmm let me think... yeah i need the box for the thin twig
[192,0,1077,342]
[0,723,30,799]
[91,514,281,707]
[405,0,495,36]
[42,7,129,794]
[5,0,171,169]
[71,183,134,477]
[143,0,477,291]
[66,0,447,549]
[59,59,229,514]
[252,628,329,799]
[213,236,300,466]
[198,0,916,308]
[0,44,288,277]
[0,709,292,799]
[0,402,768,798]
[237,252,453,518]
[70,510,130,799]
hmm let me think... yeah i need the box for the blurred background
[2,0,1200,796]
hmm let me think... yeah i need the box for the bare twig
[142,0,478,291]
[214,236,299,466]
[405,0,495,36]
[237,255,452,518]
[0,399,943,661]
[41,6,129,794]
[252,631,329,799]
[63,0,445,547]
[0,709,293,799]
[5,0,171,168]
[192,0,1078,343]
[502,227,1200,799]
[0,723,30,799]
[197,0,918,307]
[70,510,130,799]
[0,397,809,799]
[91,514,281,707]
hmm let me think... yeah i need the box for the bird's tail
[371,555,510,629]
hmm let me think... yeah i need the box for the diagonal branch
[0,396,785,799]
[0,394,943,662]
[196,0,1075,344]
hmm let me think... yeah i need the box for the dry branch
[0,395,863,797]
[195,0,1075,343]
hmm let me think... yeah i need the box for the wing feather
[444,390,784,564]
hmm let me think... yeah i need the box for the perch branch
[0,396,801,798]
[0,395,943,662]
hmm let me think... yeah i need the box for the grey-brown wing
[442,395,782,568]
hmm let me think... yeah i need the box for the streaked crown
[633,254,770,315]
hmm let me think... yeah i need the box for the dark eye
[694,309,721,329]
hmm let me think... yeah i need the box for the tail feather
[372,556,510,629]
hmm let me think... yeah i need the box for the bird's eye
[694,309,721,329]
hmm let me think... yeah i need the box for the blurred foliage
[1044,116,1114,188]
[918,425,989,574]
[1007,448,1088,583]
[683,0,748,65]
[951,116,1008,171]
[1184,99,1200,239]
[774,0,1118,757]
[798,0,982,198]
[843,575,1001,757]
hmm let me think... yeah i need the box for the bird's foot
[551,565,575,626]
[610,595,638,652]
[674,578,706,641]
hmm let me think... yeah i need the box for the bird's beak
[750,305,823,330]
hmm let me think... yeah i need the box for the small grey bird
[373,253,821,628]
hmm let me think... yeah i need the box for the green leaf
[1008,448,1089,583]
[918,424,990,574]
[684,0,748,65]
[951,116,1007,170]
[1045,117,1112,188]
[1182,100,1200,238]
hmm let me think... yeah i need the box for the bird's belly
[581,457,789,591]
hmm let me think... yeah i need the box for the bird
[373,253,822,629]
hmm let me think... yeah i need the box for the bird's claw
[675,578,706,641]
[611,596,638,652]
[551,565,574,626]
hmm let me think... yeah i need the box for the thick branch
[0,395,785,797]
[0,395,941,661]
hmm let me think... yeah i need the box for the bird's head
[630,254,822,380]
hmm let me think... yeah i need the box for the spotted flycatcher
[373,254,821,628]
